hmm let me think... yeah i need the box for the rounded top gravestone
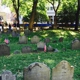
[23,62,50,80]
[0,44,10,56]
[31,35,40,44]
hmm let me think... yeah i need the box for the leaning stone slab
[23,62,50,80]
[0,44,10,56]
[1,70,16,80]
[52,60,74,80]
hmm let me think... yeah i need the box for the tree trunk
[54,15,57,29]
[12,0,20,27]
[29,0,38,31]
[75,11,79,31]
[17,0,20,27]
[75,0,80,31]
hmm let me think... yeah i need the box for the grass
[0,29,80,80]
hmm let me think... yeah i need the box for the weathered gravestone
[21,46,32,53]
[52,60,74,80]
[47,45,55,52]
[44,37,51,43]
[11,31,20,37]
[31,35,40,44]
[1,70,16,80]
[71,39,80,50]
[19,35,28,44]
[24,29,31,36]
[23,62,50,80]
[0,44,10,56]
[37,41,46,51]
[59,37,64,42]
[13,50,21,54]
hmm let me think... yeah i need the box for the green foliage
[57,0,77,23]
[0,30,80,80]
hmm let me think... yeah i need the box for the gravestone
[71,39,80,50]
[24,29,31,36]
[13,50,21,54]
[52,60,74,80]
[37,41,46,51]
[23,62,50,80]
[11,31,20,37]
[0,44,10,56]
[59,37,63,42]
[1,70,16,80]
[31,35,40,44]
[21,46,32,53]
[44,38,51,43]
[19,35,28,44]
[47,45,54,52]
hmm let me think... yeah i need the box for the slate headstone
[59,37,63,42]
[0,44,10,56]
[21,46,32,53]
[44,38,51,43]
[24,29,31,36]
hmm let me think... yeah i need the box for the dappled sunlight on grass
[69,31,78,36]
[41,33,48,37]
[43,59,55,64]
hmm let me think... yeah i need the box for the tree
[29,0,38,31]
[12,0,20,27]
[57,0,76,26]
[47,0,61,28]
[75,0,80,31]
[2,0,20,27]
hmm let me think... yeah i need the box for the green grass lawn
[0,29,80,80]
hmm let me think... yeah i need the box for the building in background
[0,0,11,24]
[46,3,55,24]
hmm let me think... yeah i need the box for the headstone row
[0,60,74,80]
[23,60,74,80]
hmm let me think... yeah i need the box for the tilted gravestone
[23,62,50,80]
[0,44,10,56]
[52,60,74,80]
[1,70,16,80]
[19,35,28,44]
[71,39,80,50]
[31,35,40,44]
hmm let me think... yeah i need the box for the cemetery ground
[0,29,80,80]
